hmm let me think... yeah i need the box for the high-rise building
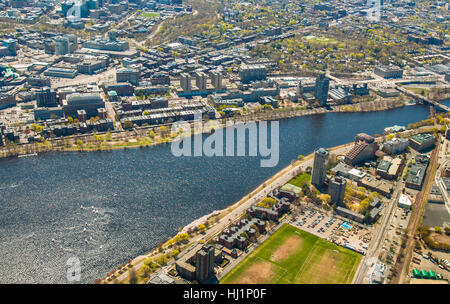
[195,245,215,283]
[314,74,329,106]
[210,71,223,90]
[328,176,347,205]
[2,39,17,56]
[55,37,70,55]
[36,87,58,107]
[180,73,191,92]
[195,72,207,91]
[311,148,329,187]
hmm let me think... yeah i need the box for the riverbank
[0,99,405,160]
[103,138,361,284]
[1,100,434,284]
[104,119,447,284]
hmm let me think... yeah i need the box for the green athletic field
[220,224,362,284]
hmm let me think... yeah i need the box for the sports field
[221,224,362,284]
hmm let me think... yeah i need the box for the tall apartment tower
[195,245,215,283]
[314,74,329,106]
[195,71,207,91]
[55,36,69,55]
[36,87,58,107]
[180,73,192,93]
[328,176,347,205]
[311,148,329,187]
[210,71,223,90]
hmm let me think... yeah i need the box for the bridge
[396,86,450,113]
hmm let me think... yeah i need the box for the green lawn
[220,224,362,284]
[139,12,160,18]
[407,87,430,96]
[306,36,339,45]
[287,172,311,188]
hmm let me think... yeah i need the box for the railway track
[391,137,441,283]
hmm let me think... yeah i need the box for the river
[0,105,431,283]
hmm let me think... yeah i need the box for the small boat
[83,228,87,233]
[85,239,88,244]
[51,238,56,243]
[113,193,118,197]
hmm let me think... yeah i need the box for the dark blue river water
[0,105,430,283]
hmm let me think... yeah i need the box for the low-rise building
[383,138,409,154]
[357,176,394,197]
[405,154,430,190]
[409,133,435,151]
[374,65,403,79]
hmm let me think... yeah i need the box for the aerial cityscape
[0,0,449,289]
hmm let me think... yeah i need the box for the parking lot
[289,206,372,254]
[410,250,450,282]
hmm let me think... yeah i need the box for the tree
[140,265,151,278]
[320,194,331,205]
[171,249,180,258]
[123,120,133,129]
[157,242,163,252]
[198,224,206,233]
[297,154,304,161]
[257,197,277,208]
